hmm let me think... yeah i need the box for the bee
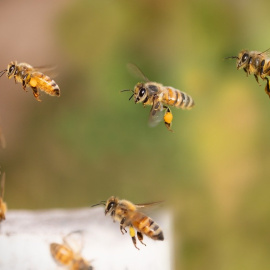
[226,49,270,98]
[92,196,164,250]
[0,61,60,101]
[0,171,7,222]
[50,231,93,270]
[121,64,195,132]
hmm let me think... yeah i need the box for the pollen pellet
[164,110,173,124]
[29,78,38,87]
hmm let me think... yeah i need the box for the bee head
[105,196,118,216]
[7,61,17,78]
[236,50,250,70]
[134,83,147,104]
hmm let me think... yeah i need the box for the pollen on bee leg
[164,108,173,132]
[29,78,38,87]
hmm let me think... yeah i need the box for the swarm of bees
[92,196,164,250]
[0,61,60,101]
[122,64,195,132]
[226,49,270,98]
[0,171,7,222]
[50,231,93,270]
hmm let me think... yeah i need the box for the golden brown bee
[121,64,195,131]
[92,196,164,250]
[0,61,60,101]
[50,231,93,270]
[0,171,7,222]
[226,49,270,98]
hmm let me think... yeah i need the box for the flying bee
[92,196,164,250]
[50,231,93,270]
[0,61,60,101]
[226,49,270,98]
[121,64,195,132]
[0,171,7,222]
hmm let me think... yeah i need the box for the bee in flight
[0,61,60,101]
[0,171,7,222]
[92,196,164,250]
[226,49,270,98]
[121,64,195,132]
[50,231,93,270]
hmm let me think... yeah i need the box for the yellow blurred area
[1,0,270,269]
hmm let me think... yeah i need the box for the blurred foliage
[1,0,270,269]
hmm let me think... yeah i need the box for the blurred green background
[1,0,270,269]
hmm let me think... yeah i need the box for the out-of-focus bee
[50,231,93,270]
[0,171,7,222]
[226,49,270,98]
[0,61,60,101]
[92,196,164,250]
[121,64,195,132]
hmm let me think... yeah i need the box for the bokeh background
[1,0,270,269]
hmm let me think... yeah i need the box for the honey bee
[50,231,93,270]
[226,49,270,98]
[0,61,60,101]
[92,196,164,250]
[121,64,195,131]
[0,171,7,222]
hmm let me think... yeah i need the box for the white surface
[0,207,173,270]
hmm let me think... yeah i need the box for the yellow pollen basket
[129,226,136,237]
[29,78,38,87]
[164,110,173,123]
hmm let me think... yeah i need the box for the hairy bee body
[228,49,270,97]
[102,196,164,249]
[1,61,60,101]
[123,64,195,131]
[50,232,93,270]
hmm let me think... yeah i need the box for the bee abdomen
[31,72,60,96]
[50,243,73,265]
[134,216,164,241]
[163,87,194,109]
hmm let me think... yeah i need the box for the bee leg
[137,231,146,246]
[163,107,173,132]
[243,68,249,77]
[31,86,41,102]
[129,226,139,250]
[264,77,270,98]
[22,80,28,91]
[254,74,261,85]
[120,217,127,234]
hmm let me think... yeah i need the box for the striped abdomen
[30,72,60,96]
[132,212,164,241]
[162,86,194,109]
[50,243,73,266]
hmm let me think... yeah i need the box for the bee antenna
[120,89,134,101]
[91,201,106,207]
[0,69,7,78]
[224,56,239,60]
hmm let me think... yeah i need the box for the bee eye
[242,53,249,62]
[9,65,15,74]
[108,202,114,211]
[139,88,146,97]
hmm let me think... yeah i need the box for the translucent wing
[148,96,164,127]
[127,63,150,82]
[33,65,58,78]
[63,230,84,255]
[135,201,164,209]
[0,172,5,199]
[259,48,270,57]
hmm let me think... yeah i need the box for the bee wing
[135,201,164,209]
[127,63,150,82]
[148,97,164,127]
[63,230,84,255]
[33,65,58,78]
[0,172,5,199]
